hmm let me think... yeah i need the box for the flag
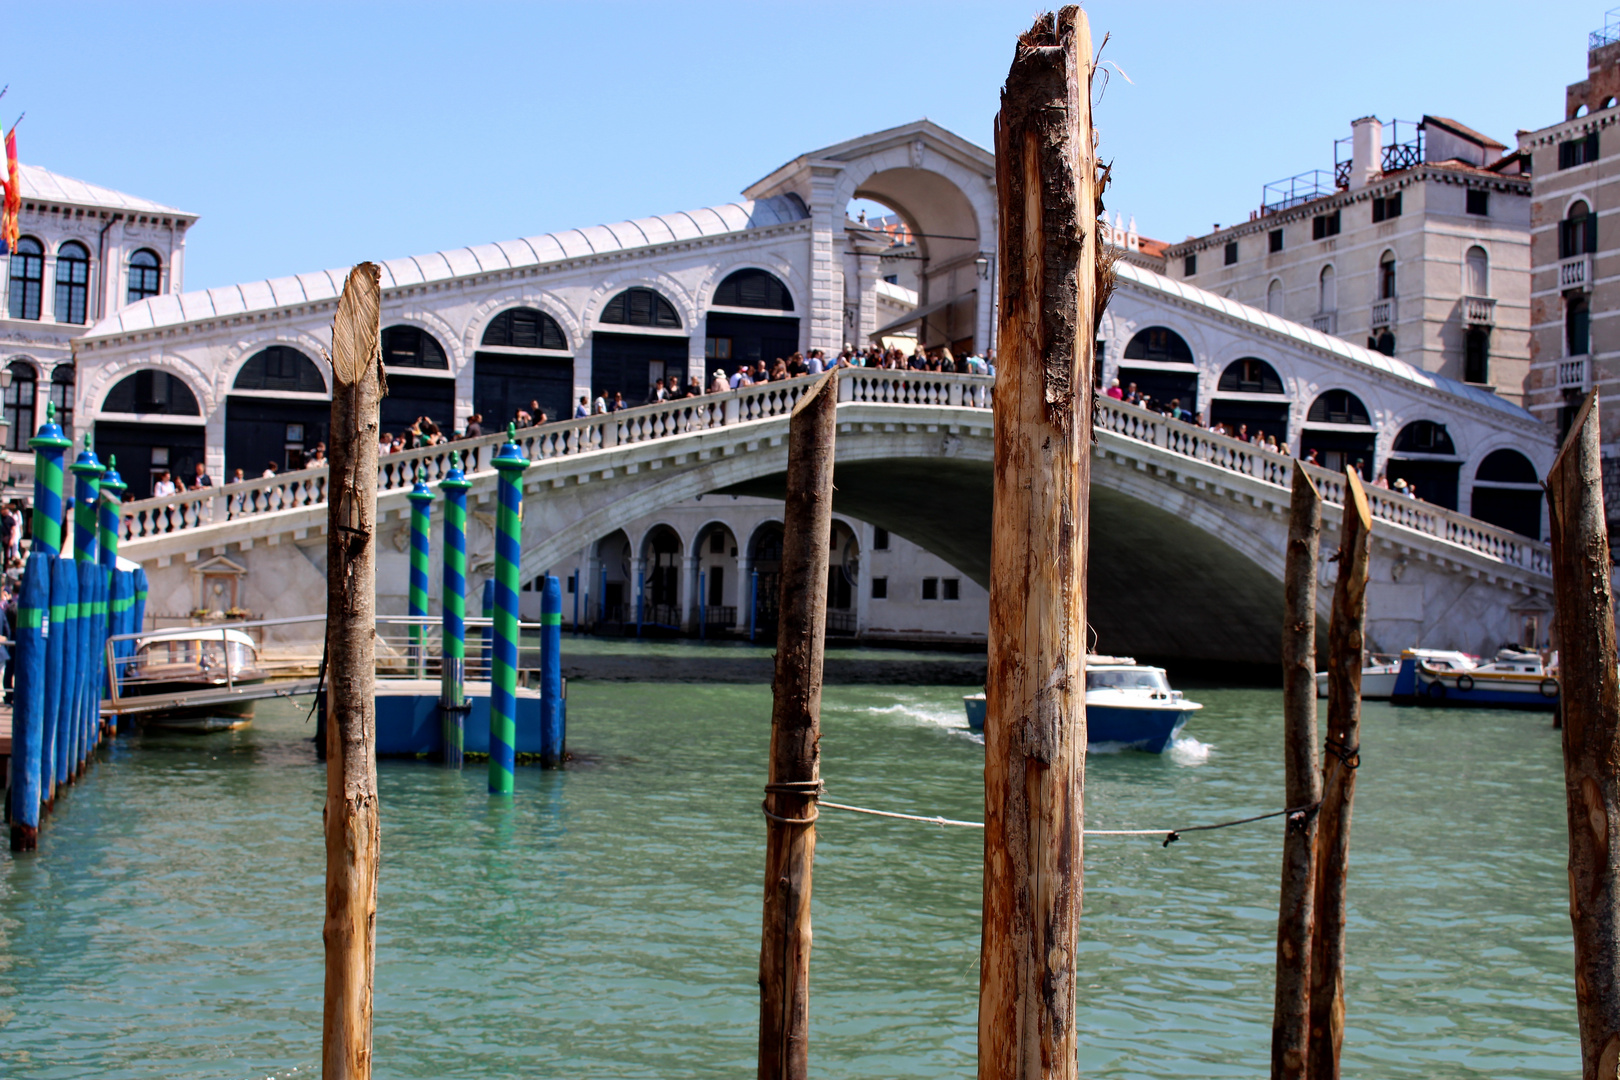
[2,128,19,254]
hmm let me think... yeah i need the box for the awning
[870,289,977,342]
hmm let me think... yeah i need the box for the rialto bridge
[113,369,1554,666]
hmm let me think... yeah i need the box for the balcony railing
[1370,296,1397,327]
[1462,295,1496,326]
[1558,356,1589,390]
[1310,311,1337,334]
[1560,253,1594,291]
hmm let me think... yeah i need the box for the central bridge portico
[117,370,1552,665]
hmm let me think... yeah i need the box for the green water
[0,672,1579,1078]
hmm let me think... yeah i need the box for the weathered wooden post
[979,9,1096,1080]
[1307,467,1371,1080]
[321,262,383,1080]
[439,453,471,769]
[1272,467,1321,1079]
[757,372,837,1080]
[1545,391,1620,1079]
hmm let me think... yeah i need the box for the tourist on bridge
[710,369,728,394]
[153,471,177,498]
[191,462,213,490]
[465,413,484,438]
[1106,378,1123,400]
[574,397,589,419]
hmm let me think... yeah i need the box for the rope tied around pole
[1324,737,1361,770]
[761,779,824,827]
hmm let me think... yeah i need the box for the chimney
[1349,116,1383,189]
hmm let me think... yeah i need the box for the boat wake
[867,701,984,744]
[1168,735,1212,765]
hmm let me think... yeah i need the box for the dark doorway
[95,421,205,500]
[1385,458,1461,509]
[1299,429,1376,478]
[1209,399,1290,442]
[225,398,331,477]
[704,313,800,369]
[592,333,688,405]
[749,523,783,639]
[1470,486,1541,538]
[380,374,455,438]
[1116,366,1198,414]
[473,352,573,428]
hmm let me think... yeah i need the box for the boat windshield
[1086,668,1168,692]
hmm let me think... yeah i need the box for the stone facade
[1161,117,1531,403]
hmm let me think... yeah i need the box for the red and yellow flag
[2,128,19,253]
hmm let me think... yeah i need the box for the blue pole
[40,556,66,805]
[572,571,579,634]
[599,567,607,627]
[636,570,644,638]
[51,559,78,789]
[8,553,49,851]
[699,570,707,641]
[109,569,135,729]
[439,453,471,769]
[749,569,759,643]
[74,560,98,769]
[406,470,433,678]
[539,575,563,768]
[480,577,495,680]
[488,425,527,796]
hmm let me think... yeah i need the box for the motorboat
[1315,650,1467,700]
[963,655,1202,753]
[1390,647,1558,711]
[117,627,268,730]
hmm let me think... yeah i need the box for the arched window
[8,237,43,320]
[1562,201,1597,259]
[1471,449,1541,538]
[1266,279,1283,316]
[1217,358,1284,394]
[234,346,327,393]
[54,242,90,325]
[1465,246,1489,297]
[601,287,681,328]
[712,269,794,310]
[1318,265,1335,313]
[1379,251,1396,299]
[381,325,449,369]
[3,359,36,452]
[482,307,567,350]
[50,365,74,434]
[102,370,201,415]
[1393,420,1455,455]
[127,249,162,304]
[1122,326,1193,363]
[1307,390,1370,425]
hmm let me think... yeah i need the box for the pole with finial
[68,435,104,758]
[28,401,71,557]
[406,468,434,679]
[438,451,471,767]
[489,423,527,795]
[99,456,133,732]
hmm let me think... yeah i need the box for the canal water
[0,663,1579,1078]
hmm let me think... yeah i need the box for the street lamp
[975,254,990,280]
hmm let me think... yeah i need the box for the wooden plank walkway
[0,699,10,757]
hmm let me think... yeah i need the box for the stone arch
[694,256,807,316]
[463,291,581,357]
[215,331,335,403]
[378,309,464,374]
[581,272,698,333]
[84,354,217,419]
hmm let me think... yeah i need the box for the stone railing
[118,369,997,541]
[1092,395,1551,579]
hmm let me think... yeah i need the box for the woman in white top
[151,471,177,498]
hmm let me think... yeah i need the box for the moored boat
[963,655,1202,753]
[121,627,268,730]
[1390,647,1557,710]
[1315,649,1468,700]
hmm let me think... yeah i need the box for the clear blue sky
[4,1,1599,291]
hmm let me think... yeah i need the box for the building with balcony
[1161,116,1532,403]
[1519,13,1620,524]
[0,166,195,482]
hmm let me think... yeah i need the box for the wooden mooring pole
[322,263,384,1080]
[1272,467,1321,1079]
[980,8,1096,1080]
[756,372,836,1080]
[1545,391,1620,1079]
[1306,468,1371,1080]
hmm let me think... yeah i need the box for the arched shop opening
[96,369,205,499]
[827,519,861,635]
[1470,448,1542,538]
[1299,389,1375,478]
[593,288,687,406]
[704,269,799,373]
[1209,357,1288,441]
[475,307,573,427]
[639,524,685,630]
[1385,420,1460,509]
[593,529,632,628]
[1119,326,1198,414]
[693,521,740,633]
[381,325,455,438]
[226,346,330,476]
[747,521,785,641]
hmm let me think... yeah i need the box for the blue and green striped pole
[98,455,125,572]
[489,424,527,795]
[39,556,66,804]
[51,557,78,788]
[28,402,72,558]
[74,559,99,767]
[539,575,563,768]
[70,434,104,566]
[407,469,433,679]
[439,453,471,767]
[69,437,105,748]
[8,553,49,850]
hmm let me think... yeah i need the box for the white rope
[818,797,1306,842]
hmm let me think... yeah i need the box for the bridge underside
[721,458,1287,665]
